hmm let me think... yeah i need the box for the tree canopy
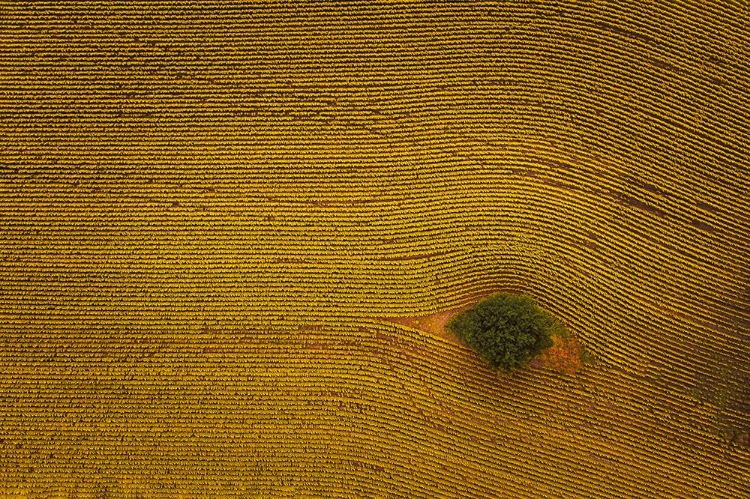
[447,293,555,372]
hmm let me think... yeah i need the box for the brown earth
[382,302,586,374]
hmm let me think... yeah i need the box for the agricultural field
[0,1,748,498]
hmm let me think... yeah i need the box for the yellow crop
[0,1,747,498]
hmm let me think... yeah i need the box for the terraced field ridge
[1,1,748,498]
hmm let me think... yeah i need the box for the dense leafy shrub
[447,293,555,371]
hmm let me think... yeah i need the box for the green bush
[447,293,554,371]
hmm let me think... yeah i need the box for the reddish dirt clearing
[381,302,477,347]
[382,301,586,374]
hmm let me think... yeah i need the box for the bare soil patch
[534,334,586,374]
[382,299,586,374]
[380,301,481,346]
